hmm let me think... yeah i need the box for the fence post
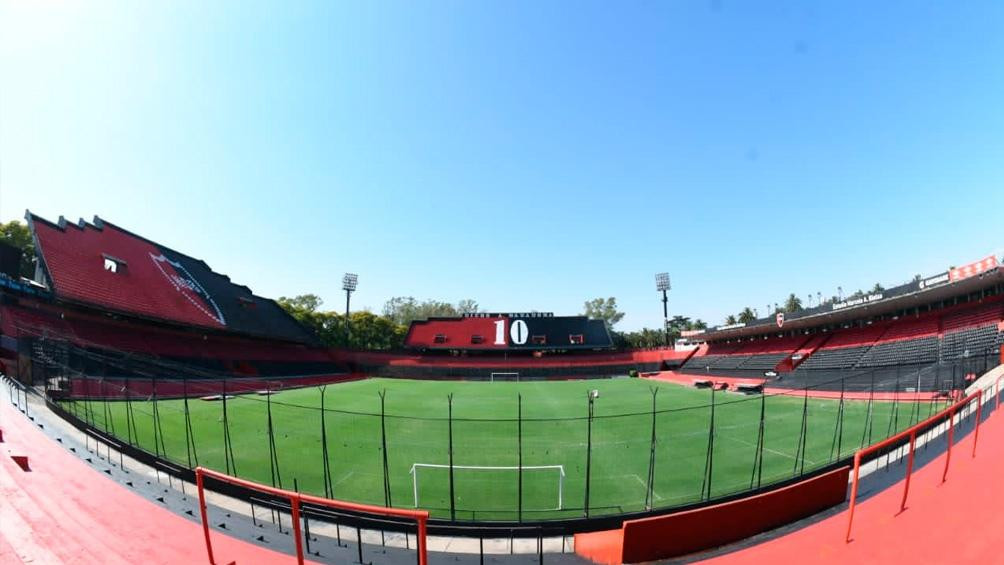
[860,372,875,448]
[151,378,162,458]
[517,393,523,522]
[584,391,595,517]
[125,376,138,446]
[379,389,392,508]
[266,384,282,489]
[750,387,766,489]
[195,469,217,565]
[701,387,716,500]
[319,386,333,498]
[793,386,808,476]
[448,393,456,522]
[183,377,199,468]
[222,377,236,475]
[942,408,955,483]
[830,376,845,462]
[645,387,659,511]
[900,432,917,513]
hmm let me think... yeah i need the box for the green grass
[63,377,939,521]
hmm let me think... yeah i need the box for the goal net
[490,372,519,382]
[409,463,565,511]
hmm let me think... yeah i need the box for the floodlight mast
[343,273,358,346]
[655,273,671,346]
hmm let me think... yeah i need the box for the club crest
[149,253,226,326]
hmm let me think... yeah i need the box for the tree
[456,299,480,315]
[616,327,666,349]
[725,314,738,325]
[737,307,756,323]
[382,296,479,326]
[277,294,323,314]
[336,311,408,350]
[691,319,708,330]
[871,283,884,293]
[278,293,409,349]
[583,297,625,329]
[783,293,803,313]
[0,220,35,278]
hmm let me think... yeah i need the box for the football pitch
[63,377,933,521]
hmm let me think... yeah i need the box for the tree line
[723,283,886,325]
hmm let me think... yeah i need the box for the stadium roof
[26,212,315,344]
[694,256,1003,342]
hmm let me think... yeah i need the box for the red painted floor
[702,408,1003,564]
[0,399,312,564]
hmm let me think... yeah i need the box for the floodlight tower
[655,273,671,346]
[343,273,358,347]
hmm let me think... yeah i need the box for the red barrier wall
[621,466,850,562]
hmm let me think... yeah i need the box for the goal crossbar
[489,372,520,382]
[409,463,565,510]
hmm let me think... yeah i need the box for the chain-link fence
[20,333,1001,524]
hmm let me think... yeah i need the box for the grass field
[62,376,939,521]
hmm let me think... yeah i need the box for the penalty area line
[630,474,664,501]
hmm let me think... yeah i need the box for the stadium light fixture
[343,273,358,346]
[343,273,359,292]
[655,273,671,347]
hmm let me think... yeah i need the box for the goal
[490,372,520,382]
[409,463,565,510]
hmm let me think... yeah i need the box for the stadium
[4,4,1004,564]
[1,212,1002,564]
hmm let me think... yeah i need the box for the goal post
[490,372,520,382]
[409,463,565,510]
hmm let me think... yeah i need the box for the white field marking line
[717,433,818,467]
[630,473,664,501]
[333,470,355,487]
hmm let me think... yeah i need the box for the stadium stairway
[697,386,1004,564]
[0,391,316,565]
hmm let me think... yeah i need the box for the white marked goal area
[409,464,565,513]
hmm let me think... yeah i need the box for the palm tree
[784,293,803,312]
[725,314,738,325]
[737,307,756,323]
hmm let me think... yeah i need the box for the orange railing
[845,389,983,542]
[195,466,430,565]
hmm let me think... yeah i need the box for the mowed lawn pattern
[62,377,936,521]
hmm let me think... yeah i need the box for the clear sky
[1,1,1002,331]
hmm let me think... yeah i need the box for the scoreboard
[404,314,613,350]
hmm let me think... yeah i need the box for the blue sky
[1,1,1002,331]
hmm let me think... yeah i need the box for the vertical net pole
[100,377,112,434]
[125,376,137,446]
[750,388,766,489]
[701,387,716,500]
[584,393,595,517]
[222,377,236,475]
[84,375,95,425]
[830,375,845,461]
[151,378,162,458]
[517,393,523,522]
[793,386,809,476]
[379,389,392,508]
[448,393,456,522]
[867,370,876,445]
[860,372,876,448]
[183,377,199,468]
[644,387,658,511]
[266,384,282,488]
[320,386,333,498]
